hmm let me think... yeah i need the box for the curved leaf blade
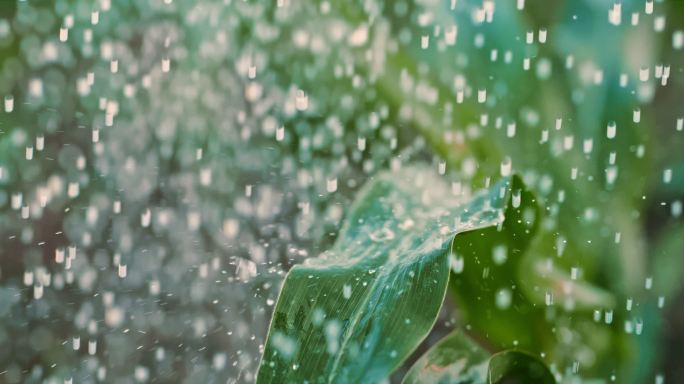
[257,167,523,383]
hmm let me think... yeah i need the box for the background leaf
[402,330,489,384]
[403,330,555,384]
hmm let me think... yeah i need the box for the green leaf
[449,180,547,351]
[488,351,555,384]
[403,330,555,384]
[402,330,489,384]
[257,167,533,383]
[448,180,619,377]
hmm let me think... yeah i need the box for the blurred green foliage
[1,0,683,382]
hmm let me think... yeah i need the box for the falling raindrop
[118,264,127,278]
[4,95,13,112]
[343,284,352,299]
[326,178,337,193]
[450,253,464,274]
[496,288,512,310]
[605,310,614,324]
[607,121,617,139]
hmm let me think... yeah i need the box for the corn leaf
[257,166,535,383]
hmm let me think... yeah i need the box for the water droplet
[162,58,171,72]
[496,288,512,309]
[607,121,617,139]
[118,264,127,278]
[420,35,429,49]
[59,27,68,42]
[33,284,44,299]
[545,292,553,306]
[507,122,516,137]
[342,284,352,299]
[511,189,521,208]
[68,182,80,198]
[141,209,151,227]
[326,178,337,193]
[500,157,512,177]
[635,319,643,335]
[357,137,366,151]
[348,25,368,46]
[450,253,464,273]
[149,280,160,296]
[674,31,684,49]
[608,3,622,26]
[538,28,547,43]
[445,25,457,45]
[477,89,487,103]
[492,245,507,265]
[571,267,579,280]
[295,90,309,111]
[5,95,14,113]
[605,310,614,324]
[672,200,682,218]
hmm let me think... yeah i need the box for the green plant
[258,167,557,382]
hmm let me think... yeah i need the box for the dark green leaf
[488,350,555,384]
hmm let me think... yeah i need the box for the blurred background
[0,0,683,382]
